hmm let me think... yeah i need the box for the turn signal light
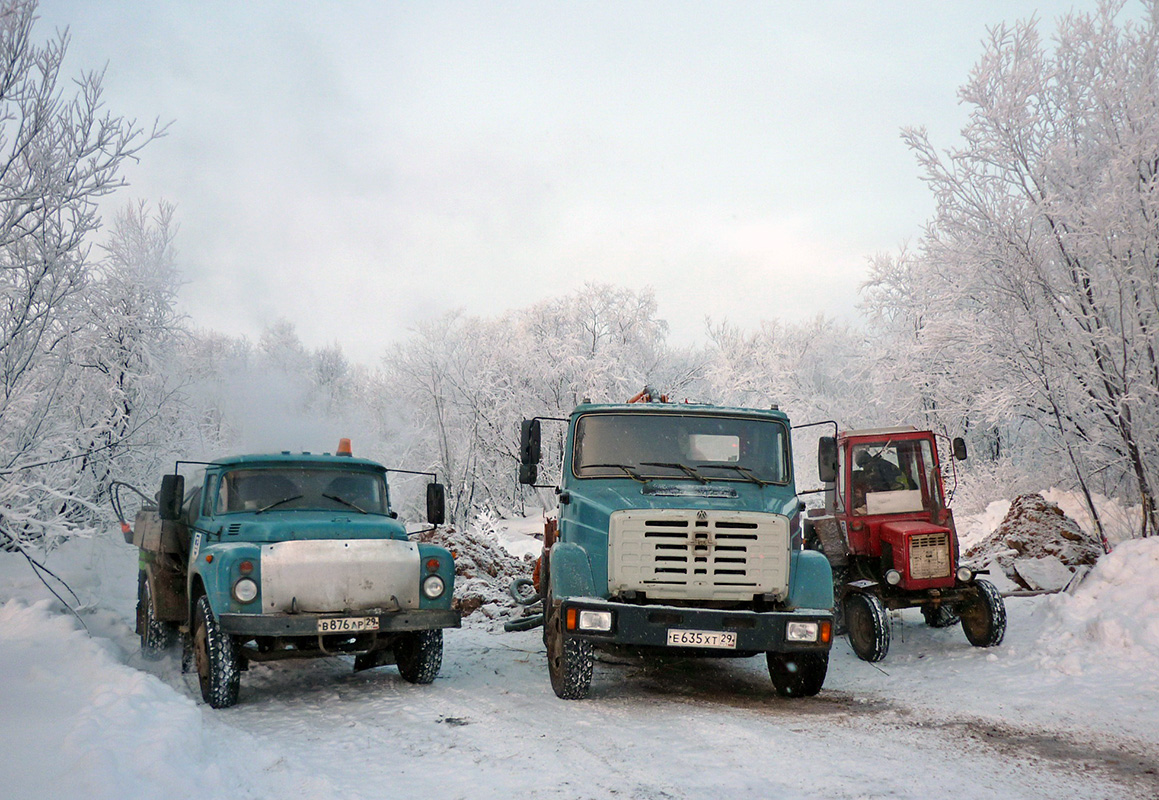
[820,621,832,644]
[426,558,441,573]
[565,607,578,631]
[239,560,254,575]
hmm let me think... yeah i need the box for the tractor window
[850,440,931,516]
[214,467,389,515]
[573,412,789,484]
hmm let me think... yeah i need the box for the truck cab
[809,426,1005,661]
[133,443,459,707]
[520,395,834,699]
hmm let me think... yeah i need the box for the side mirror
[519,463,539,486]
[520,419,541,465]
[426,482,446,525]
[817,436,838,484]
[158,474,185,521]
[952,437,968,461]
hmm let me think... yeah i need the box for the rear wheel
[845,592,890,662]
[921,603,961,629]
[961,579,1006,648]
[395,630,443,684]
[767,651,828,697]
[545,600,593,700]
[193,595,240,708]
[137,573,176,659]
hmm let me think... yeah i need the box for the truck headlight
[578,610,613,632]
[885,569,902,585]
[232,577,258,604]
[786,621,819,642]
[422,575,445,599]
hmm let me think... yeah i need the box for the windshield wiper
[585,463,650,483]
[255,494,303,514]
[639,462,708,484]
[699,464,771,487]
[323,493,368,514]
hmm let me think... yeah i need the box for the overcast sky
[39,0,1098,364]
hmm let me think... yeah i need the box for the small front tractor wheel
[961,579,1006,648]
[137,572,177,659]
[767,651,829,697]
[921,603,961,629]
[192,595,240,708]
[545,600,593,700]
[845,592,891,662]
[395,629,444,684]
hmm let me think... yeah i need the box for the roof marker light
[336,438,353,457]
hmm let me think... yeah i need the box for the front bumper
[561,598,832,652]
[219,608,461,637]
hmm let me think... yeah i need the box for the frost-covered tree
[871,0,1159,537]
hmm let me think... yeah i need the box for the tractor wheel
[767,651,828,697]
[192,595,240,708]
[545,599,593,700]
[395,630,443,684]
[921,603,961,629]
[961,579,1006,648]
[137,573,177,659]
[845,592,890,662]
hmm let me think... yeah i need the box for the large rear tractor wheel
[545,601,593,700]
[767,651,828,697]
[845,592,891,662]
[137,573,177,660]
[921,603,961,629]
[395,630,444,684]
[193,595,240,708]
[961,579,1006,648]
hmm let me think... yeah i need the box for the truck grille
[909,532,951,580]
[608,509,790,601]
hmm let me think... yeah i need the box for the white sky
[38,0,1100,364]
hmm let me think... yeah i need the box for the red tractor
[806,426,1005,661]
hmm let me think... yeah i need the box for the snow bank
[1033,537,1159,674]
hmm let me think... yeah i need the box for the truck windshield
[849,438,939,515]
[214,468,389,515]
[573,412,789,484]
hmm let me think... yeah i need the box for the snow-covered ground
[3,498,1159,800]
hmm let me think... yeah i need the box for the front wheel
[137,573,176,659]
[845,592,891,662]
[767,651,828,697]
[961,579,1006,648]
[545,601,593,700]
[193,595,240,708]
[395,630,443,684]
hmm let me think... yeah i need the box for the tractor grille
[608,509,790,601]
[909,532,951,580]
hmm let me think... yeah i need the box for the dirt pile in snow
[412,524,535,623]
[964,493,1104,591]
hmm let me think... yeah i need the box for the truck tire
[921,603,961,629]
[767,651,828,697]
[961,579,1006,648]
[193,595,240,708]
[845,592,890,662]
[545,600,593,700]
[395,630,443,684]
[137,573,176,659]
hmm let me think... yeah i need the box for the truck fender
[547,542,597,600]
[786,550,835,611]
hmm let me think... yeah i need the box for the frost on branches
[864,1,1159,538]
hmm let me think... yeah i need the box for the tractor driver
[855,448,913,492]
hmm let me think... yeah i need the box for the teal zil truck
[518,391,835,700]
[128,440,459,708]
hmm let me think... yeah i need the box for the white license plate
[317,616,378,633]
[666,629,737,649]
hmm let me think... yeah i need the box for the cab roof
[572,401,789,422]
[208,452,387,470]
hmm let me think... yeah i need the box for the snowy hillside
[2,505,1158,800]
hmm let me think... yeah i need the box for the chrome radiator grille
[608,509,790,601]
[908,532,951,580]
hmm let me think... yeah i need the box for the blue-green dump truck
[518,391,835,700]
[129,440,459,708]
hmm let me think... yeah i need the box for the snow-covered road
[3,534,1158,800]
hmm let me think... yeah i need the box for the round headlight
[233,577,258,603]
[885,569,902,586]
[956,566,973,583]
[422,574,446,599]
